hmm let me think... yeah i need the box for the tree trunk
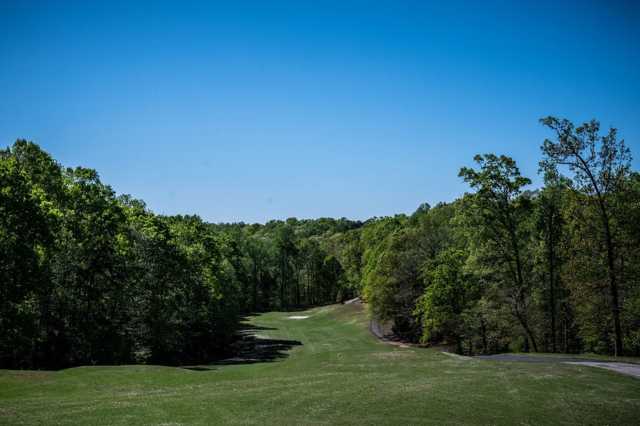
[548,217,557,353]
[514,305,539,353]
[580,157,623,356]
[252,259,258,312]
[480,318,488,353]
[280,254,286,309]
[509,223,539,352]
[592,196,623,356]
[295,267,300,306]
[603,213,623,356]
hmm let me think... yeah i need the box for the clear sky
[1,1,639,223]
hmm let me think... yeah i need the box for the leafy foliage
[1,116,639,367]
[0,142,357,368]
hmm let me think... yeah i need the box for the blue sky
[1,1,639,223]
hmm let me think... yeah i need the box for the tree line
[0,141,358,368]
[360,117,639,356]
[1,116,638,368]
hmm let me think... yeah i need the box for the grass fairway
[1,304,639,425]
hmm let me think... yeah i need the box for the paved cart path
[477,354,640,378]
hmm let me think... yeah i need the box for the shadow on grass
[181,319,302,371]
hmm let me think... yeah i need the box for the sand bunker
[287,315,310,320]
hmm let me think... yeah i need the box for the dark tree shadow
[181,319,302,371]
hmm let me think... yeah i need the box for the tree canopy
[1,117,639,368]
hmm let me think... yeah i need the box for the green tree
[459,154,539,351]
[534,171,567,352]
[51,166,130,365]
[275,225,298,308]
[540,117,631,355]
[415,248,477,351]
[0,146,52,367]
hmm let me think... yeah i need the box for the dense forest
[1,117,639,369]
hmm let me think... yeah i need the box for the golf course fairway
[1,303,639,425]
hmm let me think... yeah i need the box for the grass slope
[1,303,639,425]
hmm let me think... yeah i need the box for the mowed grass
[1,304,640,425]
